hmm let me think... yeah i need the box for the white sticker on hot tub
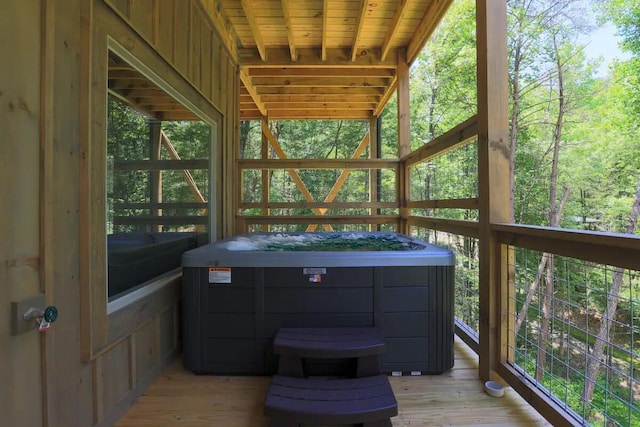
[303,268,326,275]
[209,267,231,284]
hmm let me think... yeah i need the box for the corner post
[397,48,411,234]
[476,0,510,380]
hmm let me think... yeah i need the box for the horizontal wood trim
[238,215,400,225]
[496,363,583,427]
[238,47,398,68]
[407,198,479,210]
[115,202,208,210]
[403,116,478,167]
[492,223,640,271]
[239,201,398,210]
[114,159,209,171]
[238,159,399,170]
[113,216,208,226]
[407,216,480,239]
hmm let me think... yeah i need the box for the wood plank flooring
[116,337,551,426]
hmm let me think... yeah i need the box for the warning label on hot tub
[209,267,231,284]
[303,267,326,283]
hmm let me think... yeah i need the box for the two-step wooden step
[264,327,398,427]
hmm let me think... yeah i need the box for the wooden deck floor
[116,337,550,426]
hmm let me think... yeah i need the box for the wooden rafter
[240,0,267,61]
[248,68,394,78]
[321,0,328,61]
[261,125,333,231]
[280,0,297,61]
[307,131,371,232]
[351,0,369,62]
[407,0,452,63]
[239,69,267,117]
[381,0,411,61]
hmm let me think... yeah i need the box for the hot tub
[182,232,454,375]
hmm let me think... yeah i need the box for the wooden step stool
[273,327,386,378]
[264,374,397,427]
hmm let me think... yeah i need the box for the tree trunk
[581,180,640,402]
[515,186,570,335]
[535,32,566,381]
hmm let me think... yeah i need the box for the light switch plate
[11,294,45,336]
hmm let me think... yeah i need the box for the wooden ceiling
[227,0,453,120]
[107,1,453,122]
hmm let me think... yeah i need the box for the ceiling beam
[264,102,376,110]
[322,0,328,61]
[240,0,267,61]
[247,68,395,78]
[380,0,411,61]
[407,0,453,64]
[239,47,397,68]
[351,0,369,62]
[281,0,297,61]
[260,95,381,103]
[254,86,385,96]
[239,69,268,117]
[250,76,391,88]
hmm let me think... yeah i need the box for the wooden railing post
[397,47,411,234]
[476,0,510,381]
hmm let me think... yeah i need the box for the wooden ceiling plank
[380,0,411,61]
[280,0,297,61]
[239,68,267,117]
[266,110,371,120]
[351,0,369,62]
[239,47,397,68]
[322,0,328,61]
[240,0,267,61]
[406,0,453,64]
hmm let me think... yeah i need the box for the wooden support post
[476,0,510,381]
[261,117,270,232]
[369,116,380,231]
[149,120,162,232]
[397,48,410,234]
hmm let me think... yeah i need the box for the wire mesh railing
[508,247,640,426]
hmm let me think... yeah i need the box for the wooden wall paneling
[51,0,95,424]
[158,307,175,357]
[476,0,510,381]
[189,2,201,88]
[157,0,175,63]
[201,22,213,100]
[134,319,159,387]
[94,340,131,424]
[172,0,189,78]
[0,0,43,425]
[211,35,221,106]
[128,0,154,43]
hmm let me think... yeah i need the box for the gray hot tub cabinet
[181,232,455,375]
